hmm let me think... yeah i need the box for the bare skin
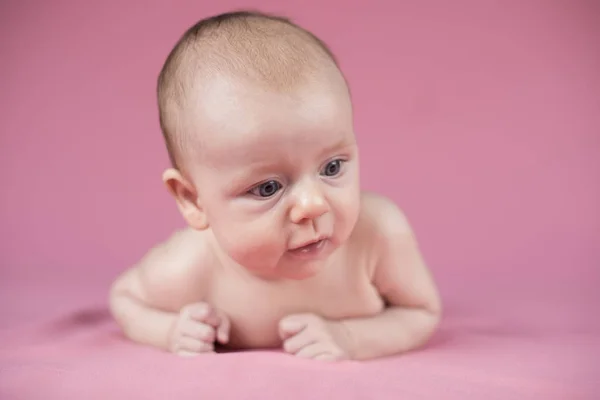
[110,193,441,361]
[109,69,442,361]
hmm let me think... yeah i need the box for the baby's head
[157,11,360,280]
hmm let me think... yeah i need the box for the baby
[109,10,442,361]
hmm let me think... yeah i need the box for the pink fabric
[1,1,598,399]
[1,275,597,399]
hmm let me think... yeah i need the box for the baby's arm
[109,229,220,352]
[341,197,442,360]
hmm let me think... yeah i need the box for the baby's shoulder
[143,227,208,267]
[134,227,215,306]
[340,192,411,277]
[357,191,412,237]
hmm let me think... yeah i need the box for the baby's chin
[241,255,331,281]
[279,262,324,280]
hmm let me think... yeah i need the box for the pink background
[0,1,599,397]
[2,0,598,299]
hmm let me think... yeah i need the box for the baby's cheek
[335,193,360,232]
[221,225,284,268]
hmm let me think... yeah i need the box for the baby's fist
[169,302,230,357]
[279,313,353,361]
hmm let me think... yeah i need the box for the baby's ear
[162,168,209,230]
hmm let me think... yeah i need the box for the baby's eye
[249,180,282,198]
[321,159,344,177]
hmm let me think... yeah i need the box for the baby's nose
[289,182,329,223]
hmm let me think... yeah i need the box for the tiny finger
[216,313,230,344]
[189,304,222,328]
[187,303,210,320]
[182,321,216,342]
[176,337,214,354]
[283,330,316,354]
[279,316,308,340]
[294,342,334,360]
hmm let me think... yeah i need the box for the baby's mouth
[288,239,326,255]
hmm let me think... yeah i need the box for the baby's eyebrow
[318,137,356,157]
[225,163,275,189]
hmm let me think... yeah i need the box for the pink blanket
[1,275,596,399]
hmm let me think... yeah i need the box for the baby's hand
[169,302,230,356]
[279,313,353,361]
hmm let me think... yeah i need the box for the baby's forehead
[186,72,352,144]
[196,131,355,178]
[201,132,354,179]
